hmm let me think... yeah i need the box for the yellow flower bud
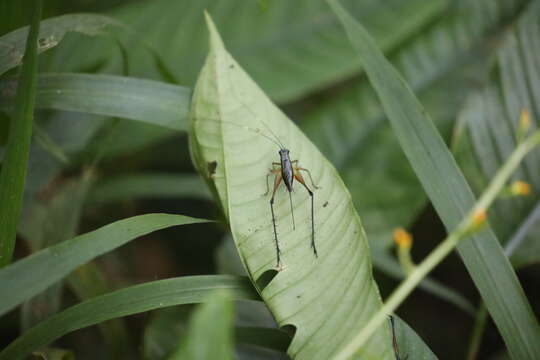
[393,228,412,249]
[472,208,487,228]
[510,180,531,196]
[519,109,531,132]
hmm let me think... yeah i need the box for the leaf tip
[203,11,225,53]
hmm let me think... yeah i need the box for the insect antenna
[203,117,283,148]
[226,70,288,150]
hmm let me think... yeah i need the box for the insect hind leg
[269,172,284,269]
[293,170,317,258]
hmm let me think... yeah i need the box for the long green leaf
[89,173,210,204]
[189,15,395,359]
[0,73,191,130]
[169,290,235,360]
[0,275,258,360]
[0,213,209,316]
[329,1,540,359]
[18,170,133,357]
[0,14,119,75]
[67,262,134,359]
[0,2,41,267]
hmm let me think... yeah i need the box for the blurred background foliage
[1,0,540,359]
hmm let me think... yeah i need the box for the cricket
[202,89,320,269]
[261,124,320,269]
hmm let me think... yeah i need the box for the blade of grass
[19,172,94,330]
[328,1,540,359]
[67,262,134,359]
[0,275,258,360]
[0,213,210,316]
[0,2,41,267]
[0,73,191,131]
[168,290,235,360]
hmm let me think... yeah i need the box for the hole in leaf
[255,268,278,291]
[281,324,297,339]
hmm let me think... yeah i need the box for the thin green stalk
[33,123,69,164]
[0,2,42,267]
[466,303,488,360]
[333,129,540,360]
[396,244,415,275]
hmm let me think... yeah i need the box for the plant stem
[333,129,540,360]
[0,2,42,267]
[466,303,488,360]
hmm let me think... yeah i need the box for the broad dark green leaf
[90,173,210,204]
[0,13,119,75]
[329,1,540,358]
[0,275,258,360]
[190,15,395,359]
[0,73,191,130]
[44,0,445,103]
[169,290,235,360]
[0,213,209,316]
[0,2,41,267]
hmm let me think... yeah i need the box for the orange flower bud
[519,109,531,131]
[472,208,487,228]
[393,228,412,249]
[511,180,531,196]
